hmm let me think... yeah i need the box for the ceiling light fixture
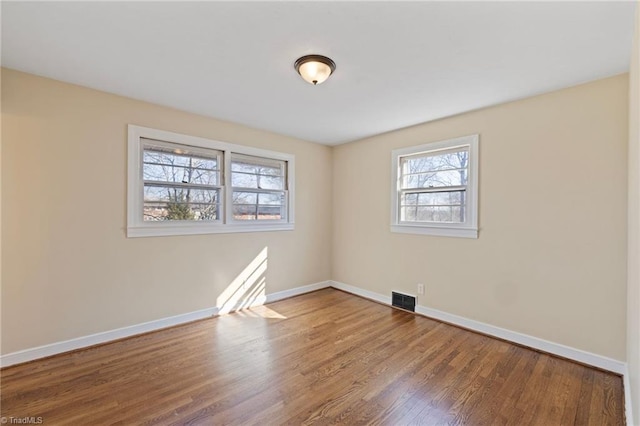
[294,55,336,85]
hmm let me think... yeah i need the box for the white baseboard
[329,280,627,375]
[0,306,219,368]
[330,280,390,305]
[2,278,629,382]
[0,281,331,368]
[265,280,330,303]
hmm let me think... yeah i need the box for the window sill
[127,222,295,238]
[390,224,478,239]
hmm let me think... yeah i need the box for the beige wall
[1,69,333,354]
[628,3,640,423]
[1,67,631,366]
[332,75,629,361]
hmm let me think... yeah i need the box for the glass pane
[231,161,258,174]
[416,191,463,206]
[144,186,217,203]
[416,206,463,223]
[231,155,285,191]
[233,191,258,205]
[144,164,219,185]
[231,171,284,190]
[144,150,219,186]
[403,150,468,174]
[143,150,218,170]
[231,172,258,188]
[400,206,416,222]
[400,206,464,223]
[233,204,257,220]
[143,203,219,221]
[259,175,284,190]
[258,205,283,220]
[231,161,283,176]
[404,193,418,205]
[402,169,467,189]
[143,186,219,221]
[258,193,284,205]
[232,191,285,220]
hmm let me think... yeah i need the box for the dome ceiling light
[294,55,336,85]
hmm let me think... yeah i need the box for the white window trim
[127,125,295,237]
[390,134,479,239]
[226,153,290,225]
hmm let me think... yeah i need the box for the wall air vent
[392,291,416,312]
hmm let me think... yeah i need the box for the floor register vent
[392,291,416,312]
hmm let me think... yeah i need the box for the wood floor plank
[1,288,625,425]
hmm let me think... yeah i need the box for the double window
[391,135,479,238]
[128,125,294,237]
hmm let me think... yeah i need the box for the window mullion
[400,186,467,194]
[230,187,285,194]
[143,180,221,191]
[401,167,466,176]
[224,149,232,225]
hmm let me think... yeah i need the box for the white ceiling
[1,1,636,145]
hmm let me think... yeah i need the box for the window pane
[401,206,416,222]
[400,206,464,223]
[258,205,283,220]
[259,175,284,190]
[143,150,219,186]
[231,161,283,177]
[404,150,468,174]
[144,186,218,203]
[233,205,284,221]
[233,204,257,220]
[231,171,284,190]
[419,191,462,205]
[258,193,284,205]
[144,203,219,221]
[233,191,258,205]
[231,155,286,191]
[417,206,462,222]
[402,169,467,188]
[404,193,418,205]
[143,150,218,171]
[143,186,219,221]
[231,161,259,174]
[143,163,219,185]
[231,172,258,188]
[232,190,285,221]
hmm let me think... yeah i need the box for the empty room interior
[2,1,640,425]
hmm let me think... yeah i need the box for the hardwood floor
[1,288,625,425]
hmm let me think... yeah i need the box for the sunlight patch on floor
[234,305,288,319]
[217,247,268,315]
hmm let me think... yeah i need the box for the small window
[142,139,222,222]
[231,154,288,221]
[127,125,295,237]
[391,135,478,238]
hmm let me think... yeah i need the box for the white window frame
[127,125,295,237]
[390,134,479,239]
[228,153,289,224]
[141,138,224,225]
